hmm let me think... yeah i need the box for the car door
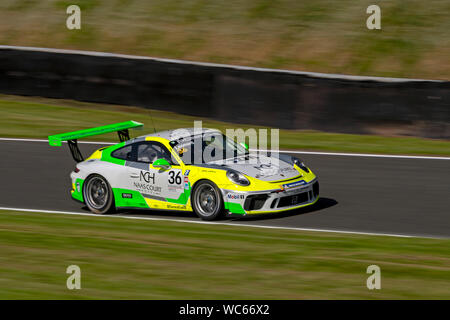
[125,141,185,206]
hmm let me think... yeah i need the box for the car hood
[208,154,301,182]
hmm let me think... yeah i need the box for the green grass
[0,0,449,79]
[0,210,449,299]
[1,94,449,156]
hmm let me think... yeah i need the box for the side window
[136,142,176,164]
[111,145,133,161]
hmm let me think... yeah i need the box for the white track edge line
[1,137,449,160]
[0,206,438,239]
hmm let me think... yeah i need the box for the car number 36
[168,171,182,184]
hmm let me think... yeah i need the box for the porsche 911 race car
[48,121,319,220]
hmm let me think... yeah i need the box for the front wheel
[192,180,224,221]
[83,174,115,214]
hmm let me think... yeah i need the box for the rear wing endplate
[48,120,143,162]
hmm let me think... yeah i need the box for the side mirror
[239,142,249,150]
[153,158,171,170]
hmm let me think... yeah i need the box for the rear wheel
[83,174,114,214]
[192,180,223,221]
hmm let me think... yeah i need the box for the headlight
[226,170,250,186]
[292,157,310,173]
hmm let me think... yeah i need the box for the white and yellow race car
[49,121,319,220]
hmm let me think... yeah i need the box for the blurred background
[0,0,449,143]
[0,0,448,79]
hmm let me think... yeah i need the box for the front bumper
[222,179,319,215]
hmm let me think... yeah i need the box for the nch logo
[140,171,155,184]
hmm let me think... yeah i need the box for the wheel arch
[190,178,225,220]
[190,178,224,202]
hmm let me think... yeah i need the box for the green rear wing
[48,120,144,162]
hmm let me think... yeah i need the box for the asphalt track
[0,140,449,238]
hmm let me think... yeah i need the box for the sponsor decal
[184,169,190,176]
[183,175,190,190]
[227,193,245,200]
[133,182,162,194]
[167,204,186,210]
[121,193,133,199]
[168,185,183,192]
[140,171,155,184]
[132,170,161,194]
[282,180,307,190]
[183,176,190,190]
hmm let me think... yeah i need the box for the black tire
[191,180,224,221]
[83,174,115,214]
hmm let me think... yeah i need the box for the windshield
[172,132,248,164]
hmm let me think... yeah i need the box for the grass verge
[1,95,449,156]
[0,210,449,299]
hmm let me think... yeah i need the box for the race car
[48,121,319,220]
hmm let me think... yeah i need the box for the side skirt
[115,206,195,214]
